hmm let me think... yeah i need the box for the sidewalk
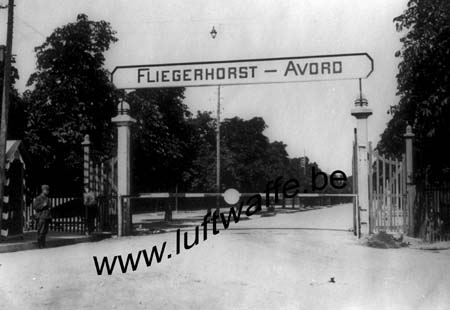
[0,231,113,253]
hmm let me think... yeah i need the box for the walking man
[33,185,51,248]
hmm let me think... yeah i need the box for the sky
[0,0,408,174]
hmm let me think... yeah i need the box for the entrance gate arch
[111,53,374,237]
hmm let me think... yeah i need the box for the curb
[0,233,113,254]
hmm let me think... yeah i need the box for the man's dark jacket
[33,194,51,220]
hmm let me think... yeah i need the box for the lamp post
[210,26,221,217]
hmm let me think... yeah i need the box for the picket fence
[415,182,450,242]
[24,197,88,233]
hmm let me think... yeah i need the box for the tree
[187,116,292,192]
[377,0,450,181]
[183,111,218,192]
[220,117,271,191]
[127,88,196,193]
[263,141,290,181]
[23,14,119,194]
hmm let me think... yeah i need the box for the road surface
[1,203,449,309]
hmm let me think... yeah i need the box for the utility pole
[215,85,221,217]
[208,26,221,217]
[0,0,15,235]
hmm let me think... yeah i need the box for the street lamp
[210,26,217,39]
[209,25,221,217]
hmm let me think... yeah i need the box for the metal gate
[24,156,118,234]
[368,142,408,234]
[89,156,118,234]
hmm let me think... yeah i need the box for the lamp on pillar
[111,99,136,237]
[117,99,130,114]
[351,93,372,236]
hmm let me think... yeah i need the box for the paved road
[1,204,449,310]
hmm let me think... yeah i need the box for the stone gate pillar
[404,125,415,236]
[351,95,372,236]
[112,100,136,237]
[81,134,91,191]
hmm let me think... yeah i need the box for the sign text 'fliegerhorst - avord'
[111,53,373,89]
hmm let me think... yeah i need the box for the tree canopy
[23,14,119,194]
[127,88,196,193]
[377,0,450,181]
[183,115,338,193]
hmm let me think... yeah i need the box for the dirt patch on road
[366,231,409,249]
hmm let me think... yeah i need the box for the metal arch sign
[111,53,373,89]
